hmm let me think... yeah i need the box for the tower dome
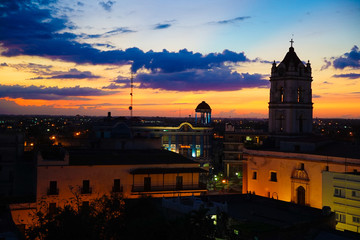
[195,101,211,125]
[195,101,211,112]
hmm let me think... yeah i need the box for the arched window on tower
[280,87,284,103]
[297,87,302,103]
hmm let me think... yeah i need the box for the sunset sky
[0,0,359,118]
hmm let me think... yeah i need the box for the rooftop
[68,149,198,166]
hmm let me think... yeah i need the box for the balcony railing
[132,182,207,192]
[47,188,59,195]
[81,187,92,194]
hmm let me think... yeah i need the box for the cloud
[84,27,135,39]
[332,45,360,69]
[212,16,251,24]
[0,84,115,100]
[135,66,268,91]
[30,68,101,80]
[154,23,172,30]
[320,58,331,71]
[0,99,118,116]
[1,62,8,67]
[332,73,360,79]
[0,1,250,74]
[323,81,332,84]
[312,94,321,98]
[99,1,115,12]
[102,83,125,89]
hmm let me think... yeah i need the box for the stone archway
[291,168,310,205]
[297,186,306,205]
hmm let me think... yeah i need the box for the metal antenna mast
[129,73,133,119]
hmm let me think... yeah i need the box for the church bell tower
[268,39,313,135]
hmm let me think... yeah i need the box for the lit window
[280,87,284,102]
[270,172,277,182]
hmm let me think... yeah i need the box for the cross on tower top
[290,38,294,47]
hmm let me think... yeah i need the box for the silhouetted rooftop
[195,101,211,111]
[68,149,198,166]
[280,46,303,71]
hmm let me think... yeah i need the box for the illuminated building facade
[322,171,360,233]
[268,39,313,135]
[10,148,207,227]
[132,122,212,164]
[245,149,360,209]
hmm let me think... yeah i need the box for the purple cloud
[332,73,360,79]
[30,68,101,80]
[0,84,115,100]
[333,46,360,69]
[135,66,268,91]
[102,83,125,89]
[0,1,250,74]
[320,58,331,71]
[84,27,135,39]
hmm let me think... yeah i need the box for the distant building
[323,171,360,233]
[0,133,35,198]
[132,122,213,165]
[195,101,211,125]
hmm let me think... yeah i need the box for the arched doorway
[297,186,306,205]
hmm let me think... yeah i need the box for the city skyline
[0,0,359,118]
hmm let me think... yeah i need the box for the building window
[144,177,151,191]
[280,87,284,102]
[270,172,277,182]
[176,176,183,190]
[335,213,346,223]
[300,163,304,170]
[334,188,344,198]
[252,171,257,180]
[353,216,360,223]
[48,181,59,195]
[297,88,302,103]
[352,191,359,198]
[113,179,122,192]
[81,180,91,194]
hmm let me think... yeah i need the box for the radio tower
[129,73,133,119]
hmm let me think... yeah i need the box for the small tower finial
[290,38,294,48]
